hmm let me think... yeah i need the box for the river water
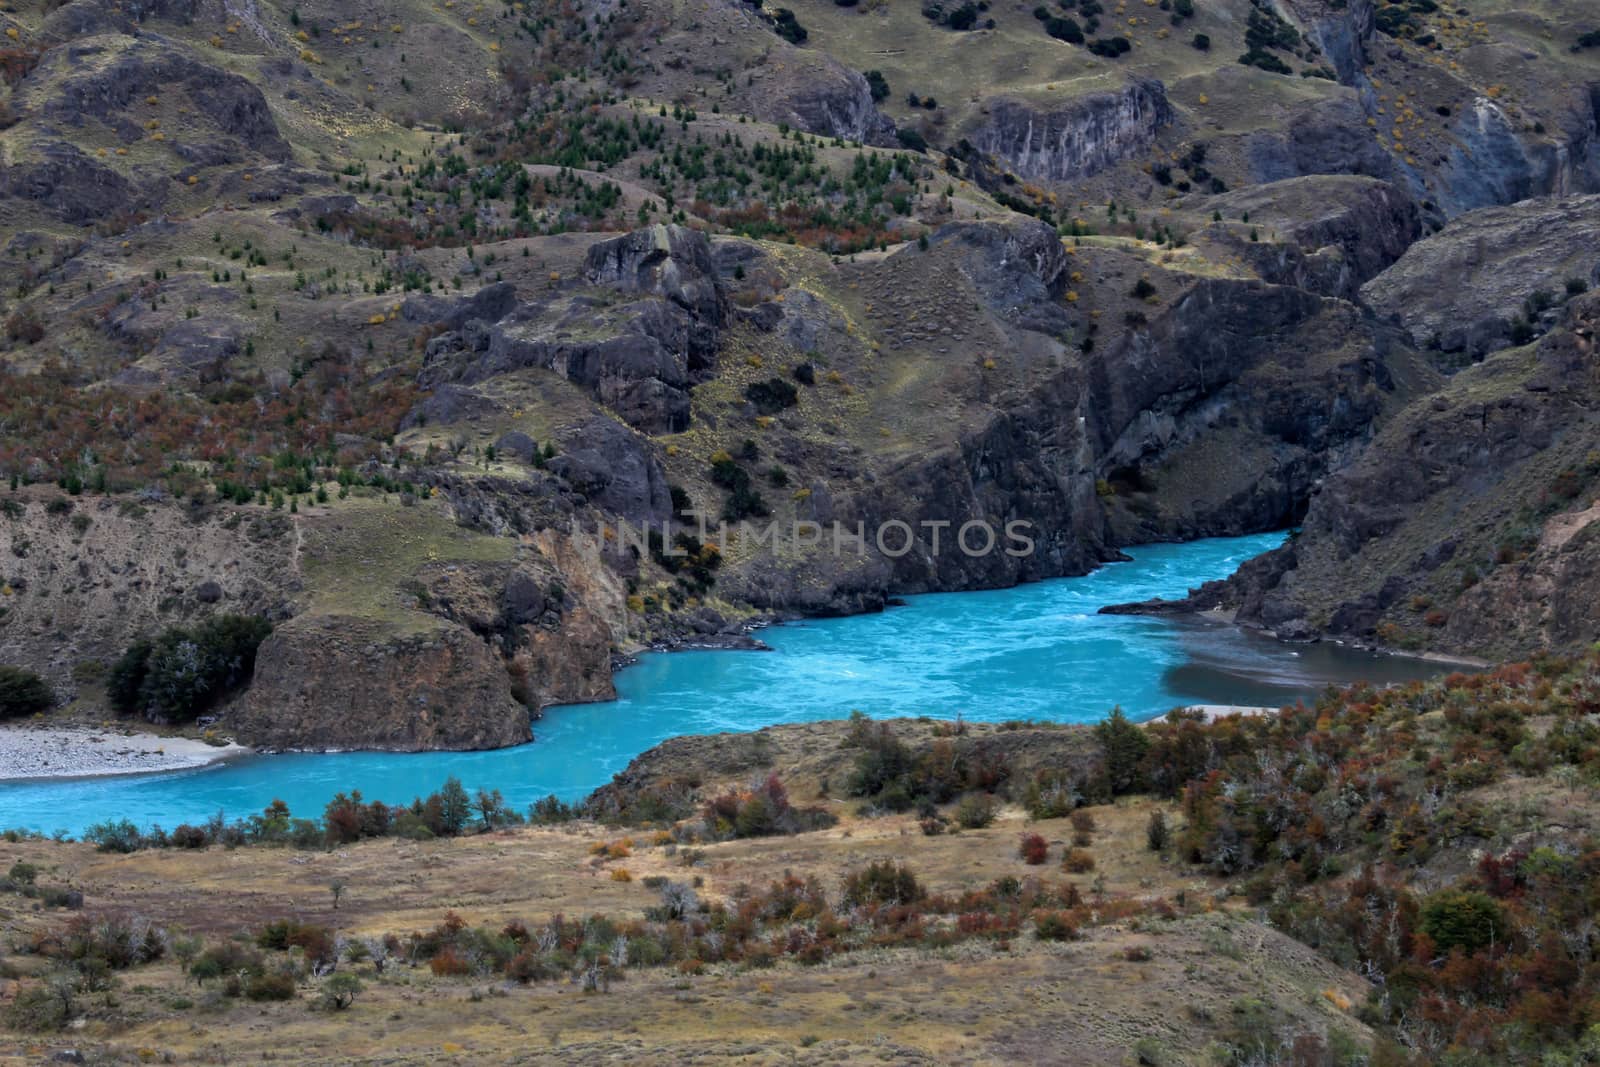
[0,532,1445,835]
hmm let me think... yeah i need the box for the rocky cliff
[1116,292,1600,658]
[1360,194,1600,365]
[966,82,1171,183]
[231,615,532,752]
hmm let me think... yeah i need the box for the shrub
[1019,832,1049,865]
[1061,848,1096,873]
[1146,809,1169,852]
[429,947,472,976]
[1191,32,1210,49]
[1419,890,1506,954]
[84,819,144,853]
[0,666,52,719]
[4,978,73,1031]
[245,970,296,1001]
[842,861,924,906]
[108,615,272,722]
[1070,809,1096,847]
[1045,15,1084,42]
[770,7,807,43]
[896,128,928,152]
[863,69,890,102]
[3,308,44,345]
[955,793,997,829]
[745,377,799,415]
[320,972,362,1010]
[1088,35,1131,57]
[1034,910,1080,941]
[528,795,575,824]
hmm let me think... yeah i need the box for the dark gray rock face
[41,0,202,36]
[1292,0,1374,84]
[1203,176,1421,299]
[0,141,146,224]
[1360,194,1600,363]
[967,81,1171,182]
[925,217,1069,298]
[1247,96,1396,185]
[585,224,727,344]
[1087,276,1428,543]
[414,227,730,435]
[1207,295,1600,656]
[756,63,897,146]
[549,417,674,525]
[1428,93,1600,217]
[29,37,289,160]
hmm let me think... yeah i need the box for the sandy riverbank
[0,726,250,781]
[1184,704,1279,721]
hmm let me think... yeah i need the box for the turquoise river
[0,532,1446,835]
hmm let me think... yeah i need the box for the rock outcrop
[1122,292,1600,658]
[0,141,147,224]
[1246,95,1396,186]
[21,35,290,160]
[1429,92,1600,217]
[415,226,727,435]
[1088,277,1431,541]
[1202,175,1421,299]
[1360,194,1600,364]
[230,615,532,752]
[751,56,897,146]
[967,82,1171,183]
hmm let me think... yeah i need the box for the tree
[329,878,347,910]
[475,787,511,831]
[1420,890,1507,954]
[1093,707,1150,794]
[0,666,52,719]
[108,616,272,722]
[438,777,472,836]
[321,972,362,1010]
[1146,809,1169,851]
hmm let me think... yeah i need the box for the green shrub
[0,666,53,719]
[842,860,924,906]
[1093,707,1150,794]
[1419,890,1506,954]
[770,7,807,43]
[108,614,272,722]
[955,793,997,828]
[1033,910,1079,941]
[245,970,296,1001]
[745,377,799,415]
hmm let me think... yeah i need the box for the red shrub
[1018,833,1049,865]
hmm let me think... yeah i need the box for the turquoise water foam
[0,532,1442,835]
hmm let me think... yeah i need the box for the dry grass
[0,794,1372,1064]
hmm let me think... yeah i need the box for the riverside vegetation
[7,655,1600,1061]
